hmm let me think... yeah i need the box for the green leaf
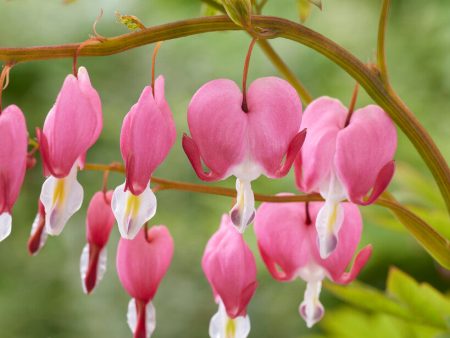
[321,307,442,338]
[378,194,450,269]
[387,267,450,329]
[201,3,220,16]
[221,0,252,28]
[325,268,450,331]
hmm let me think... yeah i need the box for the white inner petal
[229,179,255,233]
[316,171,346,258]
[0,212,12,241]
[112,182,157,240]
[299,280,324,328]
[127,299,156,338]
[209,300,251,338]
[40,164,84,236]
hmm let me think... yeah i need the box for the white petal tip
[127,299,156,338]
[112,183,157,240]
[0,213,12,241]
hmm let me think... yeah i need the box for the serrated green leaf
[321,307,441,338]
[325,281,414,321]
[387,267,450,329]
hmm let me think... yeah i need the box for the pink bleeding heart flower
[27,200,48,255]
[117,226,174,338]
[294,97,396,258]
[38,66,102,236]
[80,190,115,294]
[112,76,176,240]
[202,214,258,338]
[254,196,372,328]
[0,105,28,241]
[183,77,305,233]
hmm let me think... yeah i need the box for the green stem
[377,0,391,84]
[1,15,448,211]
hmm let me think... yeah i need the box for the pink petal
[182,135,223,182]
[329,245,372,284]
[154,76,177,143]
[0,105,28,213]
[254,197,312,281]
[42,73,102,177]
[335,105,397,204]
[246,77,302,177]
[86,190,115,248]
[202,215,257,318]
[120,86,176,195]
[294,97,347,193]
[186,79,247,181]
[116,226,174,303]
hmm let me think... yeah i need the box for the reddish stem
[0,64,12,114]
[151,41,163,96]
[242,38,258,112]
[305,201,312,225]
[345,82,360,127]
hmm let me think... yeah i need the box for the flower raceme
[254,197,372,328]
[112,76,176,240]
[202,214,258,338]
[117,226,174,338]
[38,66,103,236]
[183,77,305,233]
[80,190,115,294]
[0,105,28,241]
[295,97,397,258]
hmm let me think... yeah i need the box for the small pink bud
[80,191,115,294]
[117,226,174,338]
[0,105,28,241]
[254,197,372,328]
[202,214,257,337]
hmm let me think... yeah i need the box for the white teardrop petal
[80,244,89,293]
[315,200,344,259]
[209,300,250,338]
[299,280,324,328]
[230,179,255,233]
[127,299,156,338]
[112,182,157,240]
[0,212,12,241]
[40,164,83,236]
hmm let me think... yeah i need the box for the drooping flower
[112,76,176,240]
[38,66,102,236]
[254,197,372,328]
[80,190,115,294]
[183,77,305,232]
[116,226,174,338]
[27,200,48,255]
[0,105,28,241]
[294,97,396,258]
[202,214,258,338]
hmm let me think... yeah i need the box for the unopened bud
[221,0,252,28]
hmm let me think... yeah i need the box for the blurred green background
[0,0,449,337]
